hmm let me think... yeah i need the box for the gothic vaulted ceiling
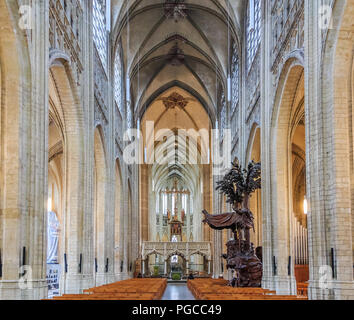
[112,0,244,123]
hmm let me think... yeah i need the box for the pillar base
[0,279,47,300]
[261,275,276,291]
[115,272,129,281]
[62,273,85,294]
[94,272,107,287]
[308,280,354,300]
[274,275,297,295]
[80,274,95,293]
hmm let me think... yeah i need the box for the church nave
[0,0,353,301]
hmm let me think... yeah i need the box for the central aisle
[161,283,195,300]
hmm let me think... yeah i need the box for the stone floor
[161,283,195,300]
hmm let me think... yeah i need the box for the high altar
[168,208,185,241]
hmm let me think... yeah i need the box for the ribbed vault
[112,0,244,124]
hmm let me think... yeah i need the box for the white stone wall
[0,0,353,300]
[228,0,354,299]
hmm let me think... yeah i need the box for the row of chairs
[48,278,167,300]
[187,279,308,300]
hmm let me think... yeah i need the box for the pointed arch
[246,124,262,247]
[114,158,123,278]
[270,56,305,295]
[93,126,108,285]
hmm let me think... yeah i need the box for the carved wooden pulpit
[202,160,263,288]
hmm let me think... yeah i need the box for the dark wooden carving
[202,160,262,287]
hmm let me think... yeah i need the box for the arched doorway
[291,111,308,284]
[247,126,262,249]
[114,159,123,280]
[167,252,186,280]
[271,61,306,295]
[47,111,64,298]
[93,127,107,286]
[127,180,133,276]
[189,252,208,277]
[47,59,86,295]
[48,60,85,295]
[145,252,165,277]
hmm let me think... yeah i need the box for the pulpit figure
[202,160,262,287]
[47,211,60,264]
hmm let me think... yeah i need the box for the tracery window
[156,196,160,214]
[127,103,132,129]
[93,0,108,70]
[162,194,168,215]
[246,0,261,71]
[231,42,239,114]
[114,47,123,114]
[182,194,187,212]
[172,193,176,210]
[220,92,226,138]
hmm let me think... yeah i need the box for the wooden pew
[188,279,308,301]
[48,278,167,301]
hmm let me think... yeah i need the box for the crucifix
[163,178,190,196]
[162,178,189,216]
[162,178,189,241]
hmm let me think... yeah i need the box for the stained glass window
[162,194,168,215]
[156,195,159,214]
[220,92,226,138]
[231,42,239,114]
[93,0,107,71]
[114,47,123,114]
[127,103,132,129]
[246,0,261,71]
[182,194,187,212]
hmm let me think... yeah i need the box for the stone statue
[47,211,60,264]
[202,160,262,287]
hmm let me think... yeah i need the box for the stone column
[81,0,96,291]
[29,0,51,299]
[211,178,223,278]
[260,0,276,293]
[304,0,332,300]
[123,180,130,279]
[0,0,50,300]
[140,164,149,242]
[212,230,222,279]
